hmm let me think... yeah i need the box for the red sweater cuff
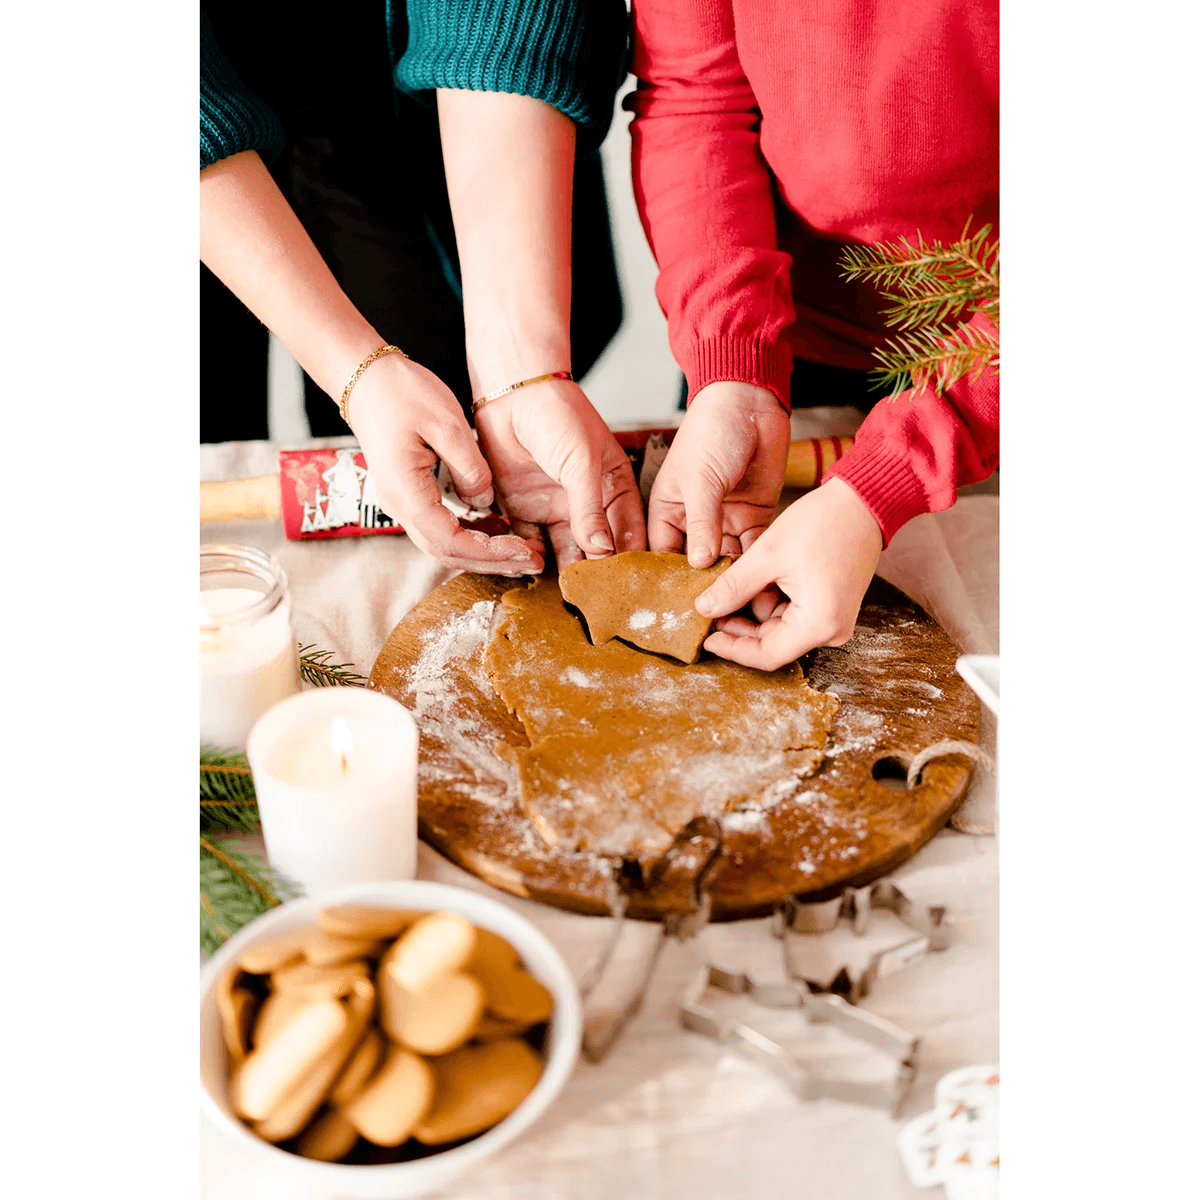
[683,336,793,412]
[824,442,934,548]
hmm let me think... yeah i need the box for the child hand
[694,477,883,670]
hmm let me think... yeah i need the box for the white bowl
[200,881,582,1200]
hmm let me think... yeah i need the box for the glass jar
[201,543,301,751]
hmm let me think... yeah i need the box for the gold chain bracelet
[338,345,409,426]
[471,370,574,415]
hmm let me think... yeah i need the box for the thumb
[433,422,493,510]
[695,539,777,618]
[680,468,726,568]
[559,451,616,556]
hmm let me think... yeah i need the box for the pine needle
[299,644,368,688]
[871,321,1000,397]
[199,889,230,942]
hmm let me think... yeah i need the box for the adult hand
[474,378,646,567]
[347,353,543,575]
[647,381,790,566]
[199,151,539,576]
[694,477,883,670]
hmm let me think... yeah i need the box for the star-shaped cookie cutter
[774,879,952,1003]
[678,881,951,1113]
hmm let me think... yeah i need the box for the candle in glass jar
[246,688,419,894]
[201,545,301,751]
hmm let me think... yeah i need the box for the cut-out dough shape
[559,550,732,664]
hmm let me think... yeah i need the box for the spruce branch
[839,219,999,396]
[299,644,368,688]
[200,748,253,798]
[199,837,298,955]
[200,747,260,831]
[199,889,230,942]
[200,837,280,906]
[872,321,1000,397]
[200,797,262,833]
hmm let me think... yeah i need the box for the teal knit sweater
[200,11,285,170]
[200,1,628,170]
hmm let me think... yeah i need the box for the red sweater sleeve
[627,0,795,408]
[825,310,999,546]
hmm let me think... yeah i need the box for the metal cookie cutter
[580,817,722,1064]
[680,964,919,1115]
[678,880,950,1113]
[774,880,952,1004]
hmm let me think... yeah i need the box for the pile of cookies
[216,906,554,1164]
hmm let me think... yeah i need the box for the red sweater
[627,0,999,544]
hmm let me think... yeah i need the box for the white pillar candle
[245,687,420,895]
[201,544,301,752]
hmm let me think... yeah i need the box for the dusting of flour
[562,666,593,688]
[401,600,516,807]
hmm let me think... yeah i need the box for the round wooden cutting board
[370,573,980,922]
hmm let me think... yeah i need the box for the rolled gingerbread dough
[559,550,731,664]
[482,578,839,860]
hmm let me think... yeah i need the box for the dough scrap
[559,550,731,664]
[482,578,839,859]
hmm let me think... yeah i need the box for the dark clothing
[200,1,623,442]
[677,359,887,414]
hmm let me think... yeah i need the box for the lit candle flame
[330,716,354,775]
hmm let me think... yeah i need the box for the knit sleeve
[200,11,285,170]
[393,0,628,153]
[823,310,1000,546]
[626,0,795,409]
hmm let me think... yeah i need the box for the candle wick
[330,715,354,777]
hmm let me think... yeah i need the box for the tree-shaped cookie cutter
[680,964,919,1115]
[774,879,952,1003]
[678,881,951,1114]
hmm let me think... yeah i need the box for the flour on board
[399,600,516,808]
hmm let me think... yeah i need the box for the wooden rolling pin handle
[782,436,855,490]
[200,475,281,523]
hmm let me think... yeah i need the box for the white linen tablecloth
[200,435,998,1200]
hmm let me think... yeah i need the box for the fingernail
[689,546,712,567]
[695,592,714,616]
[520,566,543,575]
[465,491,493,509]
[589,531,614,552]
